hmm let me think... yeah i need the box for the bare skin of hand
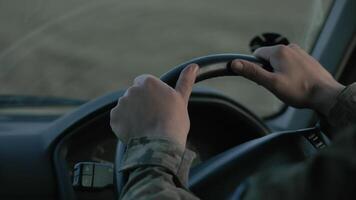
[110,64,199,146]
[230,44,345,117]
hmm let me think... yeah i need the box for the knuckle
[109,115,116,129]
[142,75,157,85]
[242,62,257,78]
[110,104,121,118]
[133,75,144,84]
[126,86,140,96]
[134,74,158,87]
[118,96,127,105]
[110,109,125,136]
[288,43,300,49]
[110,109,119,128]
[274,45,290,58]
[110,107,117,118]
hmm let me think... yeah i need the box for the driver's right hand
[230,44,345,117]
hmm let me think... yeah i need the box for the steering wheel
[115,54,326,199]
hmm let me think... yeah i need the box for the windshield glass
[0,0,333,117]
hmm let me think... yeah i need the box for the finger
[253,44,288,62]
[230,59,276,90]
[133,74,157,86]
[110,106,121,135]
[288,43,301,50]
[175,64,199,103]
[288,43,312,57]
[288,43,305,54]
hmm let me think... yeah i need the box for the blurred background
[0,0,333,117]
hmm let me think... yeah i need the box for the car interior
[0,0,355,200]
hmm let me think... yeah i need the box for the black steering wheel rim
[160,53,273,88]
[115,54,274,196]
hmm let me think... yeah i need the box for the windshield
[0,0,333,117]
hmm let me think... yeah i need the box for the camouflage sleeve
[236,83,356,200]
[327,83,356,127]
[118,136,200,200]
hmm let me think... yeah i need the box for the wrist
[310,80,345,116]
[141,127,188,148]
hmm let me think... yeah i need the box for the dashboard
[60,91,270,199]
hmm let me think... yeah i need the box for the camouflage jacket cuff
[119,136,196,185]
[328,83,356,127]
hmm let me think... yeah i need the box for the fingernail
[231,60,243,72]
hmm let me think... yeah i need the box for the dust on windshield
[0,0,333,117]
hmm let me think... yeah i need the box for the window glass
[0,0,333,117]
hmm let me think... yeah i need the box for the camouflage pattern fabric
[239,83,356,200]
[118,83,356,200]
[329,83,356,127]
[119,137,199,199]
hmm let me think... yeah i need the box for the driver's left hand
[110,64,198,147]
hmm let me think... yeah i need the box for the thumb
[231,59,276,90]
[175,64,199,103]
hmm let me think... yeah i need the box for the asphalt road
[0,0,332,116]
